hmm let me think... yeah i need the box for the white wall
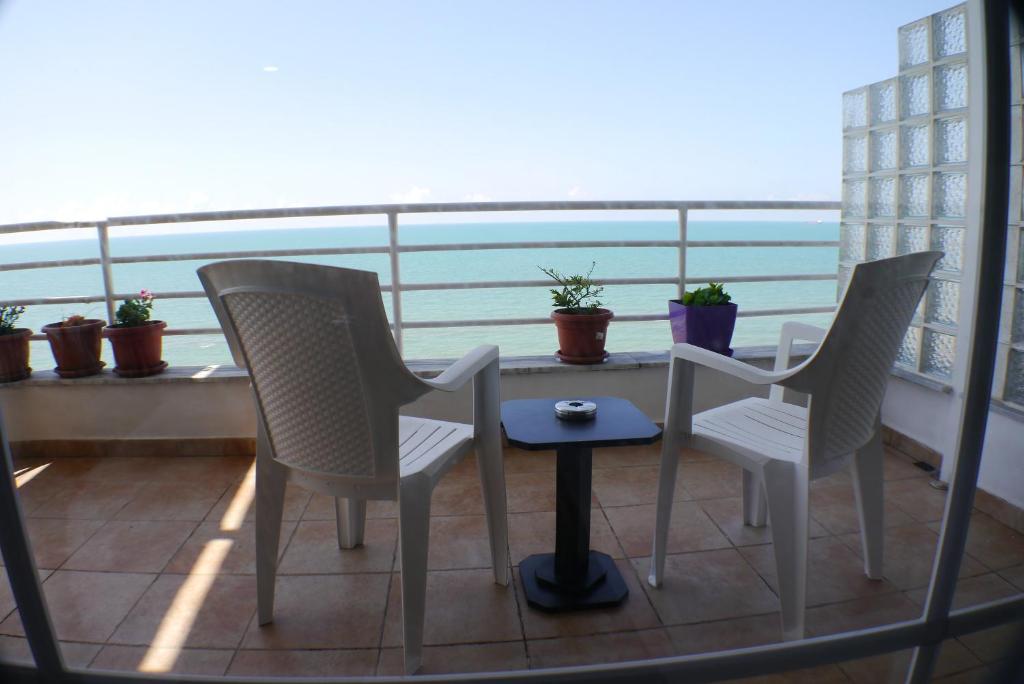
[881,375,1024,510]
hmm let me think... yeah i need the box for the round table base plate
[519,551,628,612]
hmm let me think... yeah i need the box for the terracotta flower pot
[668,300,737,357]
[0,329,32,383]
[104,320,168,377]
[551,308,613,364]
[42,319,106,378]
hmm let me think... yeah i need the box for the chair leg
[648,433,681,588]
[852,430,885,580]
[476,445,510,586]
[255,423,287,626]
[762,460,810,641]
[473,357,510,586]
[742,469,768,527]
[335,498,366,549]
[398,476,432,675]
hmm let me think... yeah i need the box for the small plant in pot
[668,282,738,357]
[540,262,613,364]
[42,314,107,378]
[0,305,32,383]
[105,290,168,377]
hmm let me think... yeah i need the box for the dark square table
[500,396,662,611]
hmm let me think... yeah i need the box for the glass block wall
[997,20,1024,408]
[840,3,968,381]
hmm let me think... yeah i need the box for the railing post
[387,212,404,355]
[677,208,688,299]
[96,222,117,324]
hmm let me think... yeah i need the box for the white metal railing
[0,200,841,354]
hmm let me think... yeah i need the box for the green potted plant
[0,305,32,382]
[104,290,167,377]
[668,282,738,356]
[42,314,106,378]
[540,262,613,364]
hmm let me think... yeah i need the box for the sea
[1,220,839,367]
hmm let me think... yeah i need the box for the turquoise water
[1,220,839,366]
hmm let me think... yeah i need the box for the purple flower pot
[668,300,738,357]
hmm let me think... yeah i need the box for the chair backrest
[782,251,942,470]
[198,260,427,484]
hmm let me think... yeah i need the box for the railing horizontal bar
[109,246,391,264]
[1,278,835,310]
[400,274,837,292]
[0,258,102,272]
[163,327,223,336]
[688,240,838,247]
[93,200,841,228]
[0,220,98,235]
[398,240,681,252]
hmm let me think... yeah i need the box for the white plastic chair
[648,251,942,641]
[198,259,510,674]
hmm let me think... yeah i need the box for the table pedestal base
[519,551,628,611]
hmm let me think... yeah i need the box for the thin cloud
[390,186,432,203]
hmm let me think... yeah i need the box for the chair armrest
[769,322,826,401]
[420,345,499,393]
[671,343,792,386]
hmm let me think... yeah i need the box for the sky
[0,0,959,235]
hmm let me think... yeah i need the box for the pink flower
[140,289,153,300]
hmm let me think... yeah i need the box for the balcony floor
[2,444,1023,682]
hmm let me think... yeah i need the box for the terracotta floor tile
[904,572,1020,610]
[383,569,520,646]
[430,474,487,516]
[13,471,75,513]
[279,519,396,574]
[90,645,233,675]
[0,570,154,643]
[516,560,660,639]
[62,520,197,573]
[29,480,147,520]
[111,574,256,649]
[302,493,397,520]
[24,517,106,569]
[377,641,527,675]
[739,537,898,607]
[838,640,981,684]
[678,459,745,500]
[699,497,828,547]
[956,623,1024,664]
[502,448,556,474]
[527,628,674,668]
[632,549,779,625]
[151,456,252,486]
[592,465,689,508]
[805,593,920,636]
[809,483,915,535]
[242,573,389,649]
[205,481,311,524]
[592,444,662,469]
[114,481,230,522]
[885,478,949,523]
[836,523,987,591]
[504,472,557,514]
[72,457,172,483]
[998,563,1024,590]
[928,512,1024,570]
[425,515,496,571]
[509,510,621,562]
[667,613,781,655]
[0,568,52,622]
[228,649,378,677]
[731,664,851,683]
[882,450,931,481]
[931,663,1007,684]
[164,521,296,575]
[0,636,101,668]
[604,502,730,558]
